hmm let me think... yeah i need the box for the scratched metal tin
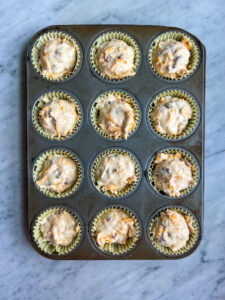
[26,25,205,260]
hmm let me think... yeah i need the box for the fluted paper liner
[149,206,200,256]
[91,90,140,140]
[148,148,200,198]
[91,206,141,255]
[33,148,83,198]
[91,148,141,198]
[32,91,82,141]
[31,31,82,81]
[148,89,200,140]
[90,31,141,82]
[32,206,83,255]
[149,31,200,80]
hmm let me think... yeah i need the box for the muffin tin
[26,25,205,260]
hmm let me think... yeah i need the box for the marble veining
[0,0,225,299]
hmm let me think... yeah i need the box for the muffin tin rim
[32,146,85,199]
[31,88,84,142]
[88,88,142,142]
[145,204,201,258]
[145,86,201,142]
[87,28,143,84]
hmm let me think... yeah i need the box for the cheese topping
[96,39,136,79]
[95,209,135,248]
[97,94,135,139]
[39,96,78,137]
[152,96,193,135]
[153,209,194,252]
[153,153,195,197]
[95,154,137,194]
[153,38,192,79]
[36,154,77,193]
[40,210,79,246]
[39,38,76,79]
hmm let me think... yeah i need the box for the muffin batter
[39,96,78,138]
[153,38,192,79]
[95,208,135,248]
[96,39,136,79]
[95,153,137,194]
[97,94,135,139]
[40,210,79,246]
[153,152,195,197]
[152,209,194,252]
[36,154,77,193]
[39,38,76,79]
[152,96,193,135]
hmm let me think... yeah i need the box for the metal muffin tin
[26,25,205,260]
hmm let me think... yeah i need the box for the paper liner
[148,206,200,256]
[89,31,141,82]
[149,31,200,80]
[90,206,141,255]
[31,31,82,81]
[148,148,200,198]
[148,89,200,140]
[91,148,141,198]
[90,90,140,140]
[32,91,82,141]
[33,148,83,198]
[32,206,83,255]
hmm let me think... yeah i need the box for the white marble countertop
[1,0,225,299]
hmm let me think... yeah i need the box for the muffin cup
[148,89,200,141]
[90,205,141,255]
[90,89,141,141]
[33,148,83,198]
[148,30,200,81]
[147,205,200,257]
[31,205,84,256]
[89,30,141,83]
[91,148,141,199]
[147,147,200,199]
[32,90,83,141]
[31,30,82,81]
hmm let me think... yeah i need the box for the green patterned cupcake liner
[90,205,141,255]
[91,148,141,199]
[89,31,141,82]
[33,148,83,198]
[90,90,141,141]
[31,30,82,81]
[32,90,83,141]
[148,89,200,141]
[148,205,200,257]
[148,147,200,199]
[148,31,200,81]
[31,205,83,256]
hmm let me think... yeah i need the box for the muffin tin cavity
[147,88,200,141]
[147,147,200,199]
[146,205,200,257]
[148,30,201,82]
[90,147,142,199]
[30,30,83,82]
[89,30,142,83]
[32,90,83,141]
[27,25,205,260]
[89,89,141,141]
